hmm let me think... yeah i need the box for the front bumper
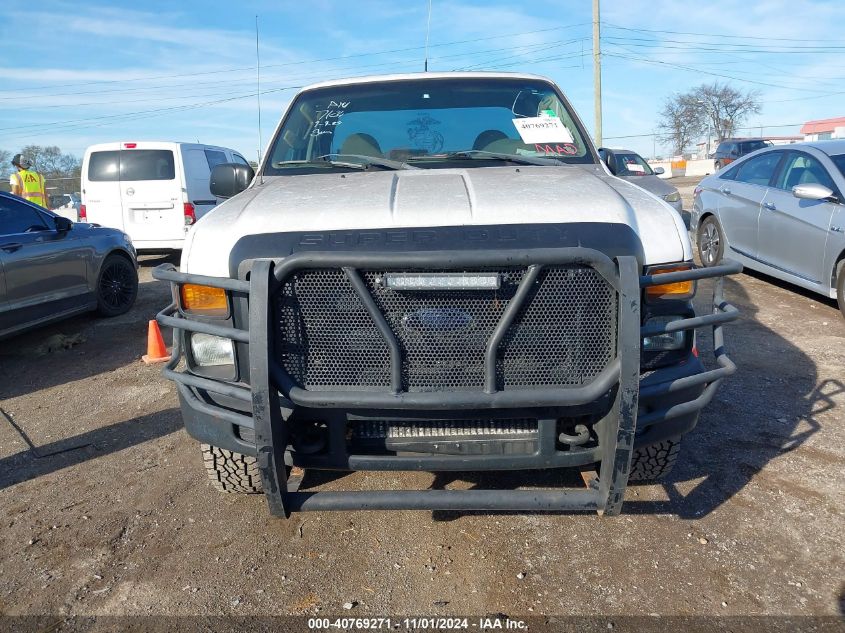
[153,250,740,516]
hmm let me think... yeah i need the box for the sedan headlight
[663,191,681,203]
[190,333,234,366]
[643,316,686,351]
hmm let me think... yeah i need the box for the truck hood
[183,165,689,276]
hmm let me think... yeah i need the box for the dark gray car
[599,147,683,212]
[0,191,139,339]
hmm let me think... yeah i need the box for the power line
[603,35,845,52]
[603,51,835,93]
[0,34,592,103]
[603,23,845,44]
[605,121,807,141]
[0,22,590,97]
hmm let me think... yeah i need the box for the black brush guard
[153,249,741,517]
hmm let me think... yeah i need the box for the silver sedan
[690,140,845,317]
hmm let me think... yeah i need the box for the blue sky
[1,0,844,161]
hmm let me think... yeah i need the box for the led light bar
[383,272,500,291]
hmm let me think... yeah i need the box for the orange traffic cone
[142,319,171,364]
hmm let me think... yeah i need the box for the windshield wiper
[439,150,564,167]
[314,153,418,170]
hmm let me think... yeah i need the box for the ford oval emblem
[402,307,473,331]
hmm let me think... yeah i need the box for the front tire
[201,444,263,493]
[697,216,725,267]
[836,261,845,319]
[96,254,138,316]
[628,438,681,482]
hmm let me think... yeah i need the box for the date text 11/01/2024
[307,617,528,630]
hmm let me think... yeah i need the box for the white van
[81,141,252,250]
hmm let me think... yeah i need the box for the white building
[801,117,845,141]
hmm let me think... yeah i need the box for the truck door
[119,146,180,244]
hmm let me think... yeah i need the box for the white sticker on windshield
[627,164,645,173]
[512,116,574,144]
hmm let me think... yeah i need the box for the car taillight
[183,202,196,225]
[79,204,87,221]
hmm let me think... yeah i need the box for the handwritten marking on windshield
[311,100,351,137]
[534,143,578,156]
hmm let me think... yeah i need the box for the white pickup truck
[154,72,740,518]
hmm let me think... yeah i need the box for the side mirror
[653,166,665,175]
[210,163,255,199]
[792,183,835,201]
[54,216,73,232]
[730,149,738,157]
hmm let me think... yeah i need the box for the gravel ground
[1,190,843,620]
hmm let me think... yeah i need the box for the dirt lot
[1,187,844,620]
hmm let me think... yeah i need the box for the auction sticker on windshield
[512,116,574,144]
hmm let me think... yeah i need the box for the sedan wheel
[97,254,138,317]
[697,217,724,267]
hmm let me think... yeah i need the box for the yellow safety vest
[12,169,47,208]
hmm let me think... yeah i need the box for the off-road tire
[201,444,263,493]
[628,438,681,482]
[697,216,725,267]
[96,253,138,317]
[836,261,845,319]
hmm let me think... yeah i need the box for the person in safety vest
[9,154,47,208]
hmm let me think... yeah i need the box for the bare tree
[658,92,705,156]
[658,83,762,155]
[694,82,761,141]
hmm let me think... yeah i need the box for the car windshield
[830,154,845,179]
[614,152,653,176]
[263,77,594,175]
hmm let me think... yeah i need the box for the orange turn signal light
[645,265,695,300]
[180,284,228,316]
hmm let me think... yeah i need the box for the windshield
[743,140,770,152]
[264,77,594,175]
[614,152,653,176]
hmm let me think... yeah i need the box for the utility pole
[592,0,602,146]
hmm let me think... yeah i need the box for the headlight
[663,191,681,203]
[643,316,686,351]
[190,333,234,366]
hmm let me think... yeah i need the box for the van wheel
[836,261,845,319]
[697,216,725,267]
[96,254,138,317]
